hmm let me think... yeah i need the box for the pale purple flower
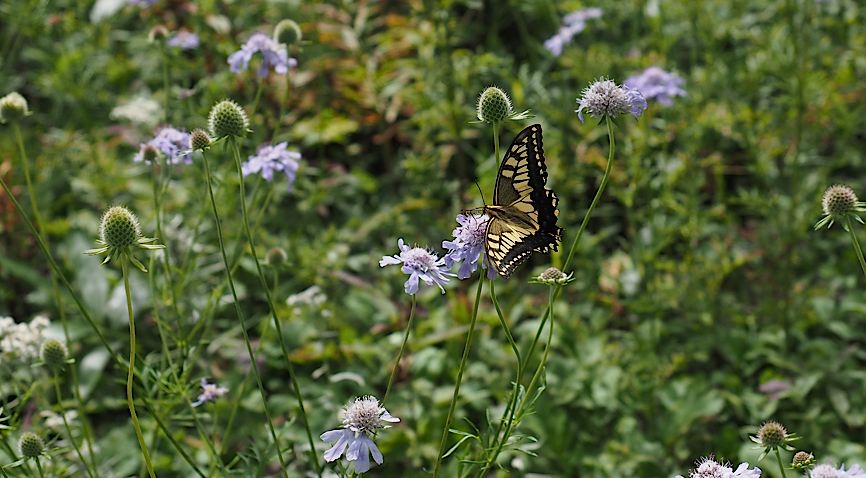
[811,464,866,478]
[676,457,761,478]
[320,396,399,474]
[133,126,192,164]
[379,239,453,295]
[127,0,157,6]
[241,142,301,191]
[227,33,297,77]
[544,7,603,57]
[442,213,495,279]
[576,79,647,123]
[167,31,200,51]
[191,379,228,407]
[624,67,686,106]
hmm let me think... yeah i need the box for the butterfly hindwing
[485,124,562,278]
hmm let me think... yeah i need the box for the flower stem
[201,149,288,477]
[141,396,207,478]
[187,398,227,476]
[493,122,501,168]
[432,276,484,477]
[846,217,866,281]
[230,139,321,477]
[53,378,96,478]
[774,448,789,478]
[35,459,45,478]
[121,261,156,478]
[383,295,417,405]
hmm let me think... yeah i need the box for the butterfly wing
[486,124,562,278]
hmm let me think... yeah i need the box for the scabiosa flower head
[815,184,866,229]
[167,30,200,50]
[189,128,212,151]
[148,25,170,42]
[443,213,495,279]
[192,379,228,407]
[793,452,816,472]
[320,396,399,474]
[133,126,192,165]
[755,421,788,449]
[810,464,866,478]
[241,142,301,191]
[0,92,31,124]
[40,338,68,372]
[380,239,453,295]
[532,266,575,286]
[18,432,44,458]
[274,19,303,46]
[477,87,512,124]
[544,7,603,57]
[227,32,297,77]
[85,206,165,272]
[208,100,249,139]
[676,457,762,478]
[265,246,288,266]
[576,79,647,123]
[0,316,49,367]
[624,66,687,106]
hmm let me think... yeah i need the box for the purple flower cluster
[380,239,453,295]
[191,379,228,407]
[167,31,200,51]
[676,457,761,478]
[321,396,399,474]
[624,67,686,106]
[576,79,647,123]
[241,142,301,191]
[442,213,495,280]
[133,126,192,165]
[544,7,603,57]
[227,33,297,77]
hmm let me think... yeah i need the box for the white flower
[676,457,761,478]
[321,396,400,474]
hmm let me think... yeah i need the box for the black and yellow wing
[485,124,562,278]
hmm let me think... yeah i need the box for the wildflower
[380,239,453,295]
[167,31,200,50]
[624,66,686,106]
[815,184,866,230]
[189,129,212,152]
[40,410,77,431]
[265,246,288,266]
[227,32,296,77]
[133,126,192,165]
[0,316,49,366]
[208,99,250,139]
[792,451,816,472]
[274,19,303,47]
[0,92,30,124]
[442,213,495,279]
[544,7,603,57]
[320,396,399,473]
[148,25,170,42]
[18,432,44,458]
[40,338,68,372]
[576,79,647,123]
[751,420,798,459]
[192,379,228,407]
[474,87,531,124]
[676,457,762,478]
[531,267,574,286]
[84,206,164,272]
[810,464,866,478]
[241,142,301,190]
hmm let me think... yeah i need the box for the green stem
[251,81,264,116]
[187,398,227,476]
[121,261,156,478]
[774,448,789,478]
[161,45,170,124]
[493,122,501,167]
[846,217,866,281]
[141,397,207,478]
[432,276,484,477]
[201,149,287,476]
[271,72,292,142]
[53,378,96,478]
[35,459,45,478]
[230,139,320,477]
[383,295,417,405]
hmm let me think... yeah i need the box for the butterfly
[483,124,562,278]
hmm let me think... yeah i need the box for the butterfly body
[484,124,562,278]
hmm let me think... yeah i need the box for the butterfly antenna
[474,180,487,206]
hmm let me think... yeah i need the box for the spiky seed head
[822,185,858,216]
[791,451,816,472]
[41,338,68,371]
[190,128,212,151]
[0,92,31,124]
[141,144,161,163]
[99,206,142,250]
[757,421,788,449]
[477,87,513,124]
[18,432,44,458]
[265,246,288,266]
[208,100,249,139]
[540,267,566,282]
[274,19,303,46]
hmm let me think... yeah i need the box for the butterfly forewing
[485,124,562,278]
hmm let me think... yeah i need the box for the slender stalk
[53,379,96,478]
[141,396,207,478]
[846,217,866,280]
[230,139,321,477]
[774,448,789,478]
[161,44,170,124]
[383,295,417,405]
[201,149,287,475]
[187,399,227,476]
[34,459,45,478]
[432,276,484,477]
[493,122,500,167]
[121,261,156,478]
[271,72,292,142]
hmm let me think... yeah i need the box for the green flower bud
[265,246,288,266]
[18,432,44,458]
[99,206,142,250]
[208,99,249,139]
[822,184,858,216]
[141,144,161,163]
[476,87,512,124]
[757,421,788,450]
[190,128,212,151]
[41,338,68,372]
[0,92,31,124]
[792,451,816,472]
[274,19,302,46]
